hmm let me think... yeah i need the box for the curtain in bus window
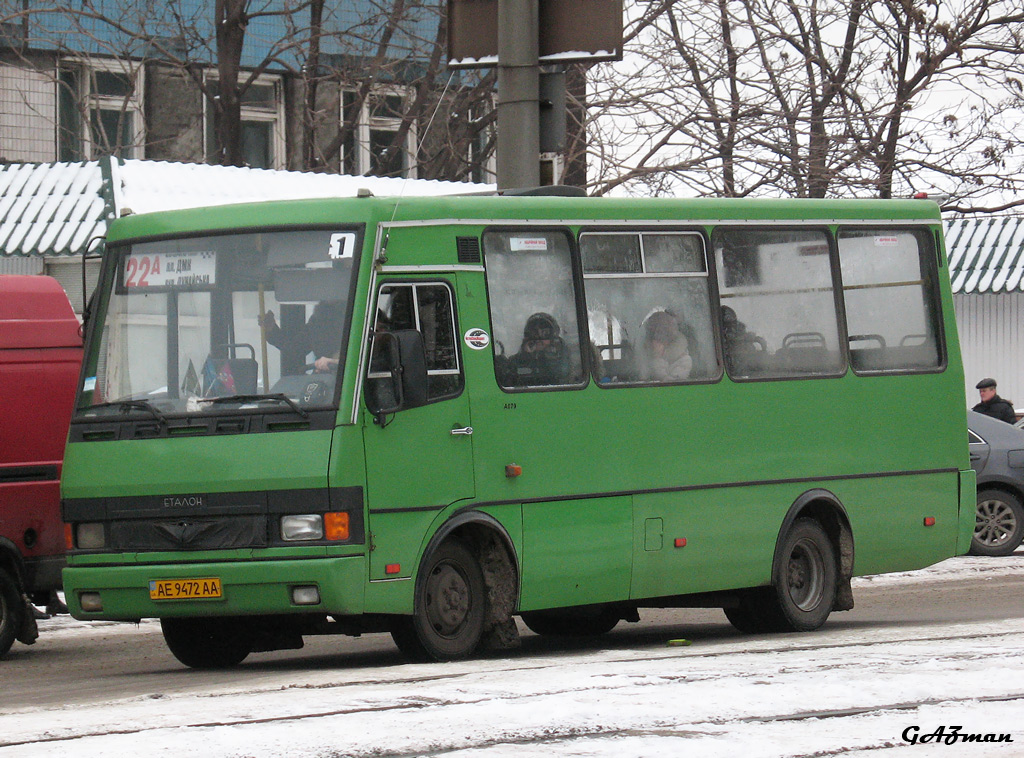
[580,231,717,385]
[838,229,942,372]
[482,231,586,389]
[713,228,844,380]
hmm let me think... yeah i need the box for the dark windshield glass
[78,228,359,417]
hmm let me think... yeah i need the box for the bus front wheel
[160,617,253,669]
[391,539,486,662]
[726,518,837,634]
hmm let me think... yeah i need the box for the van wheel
[160,617,253,669]
[391,540,486,662]
[970,490,1024,557]
[0,568,22,657]
[521,607,620,637]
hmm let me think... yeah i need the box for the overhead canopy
[0,158,492,258]
[945,215,1024,294]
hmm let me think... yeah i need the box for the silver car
[968,410,1024,556]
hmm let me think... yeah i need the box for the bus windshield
[77,228,359,418]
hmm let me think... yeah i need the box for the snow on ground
[4,550,1024,758]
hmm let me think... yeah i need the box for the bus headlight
[281,514,323,541]
[76,523,106,550]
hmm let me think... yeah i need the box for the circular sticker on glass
[464,328,490,350]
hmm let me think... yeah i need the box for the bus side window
[367,282,463,406]
[838,228,943,373]
[714,228,844,380]
[581,231,716,385]
[483,230,587,390]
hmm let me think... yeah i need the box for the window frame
[366,279,465,404]
[836,225,947,377]
[482,226,591,393]
[711,224,848,383]
[579,227,722,388]
[57,57,145,161]
[203,70,285,170]
[342,86,417,178]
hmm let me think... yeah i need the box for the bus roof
[104,195,943,244]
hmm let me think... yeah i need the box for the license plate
[149,578,222,600]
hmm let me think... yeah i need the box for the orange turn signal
[64,523,74,551]
[324,512,350,541]
[505,464,522,478]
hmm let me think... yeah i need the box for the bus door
[361,279,475,581]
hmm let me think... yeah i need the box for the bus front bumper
[62,555,366,621]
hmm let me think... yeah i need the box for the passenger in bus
[258,300,345,373]
[502,312,572,386]
[973,378,1016,424]
[641,311,692,382]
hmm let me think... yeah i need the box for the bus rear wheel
[160,617,253,669]
[0,568,22,657]
[520,607,620,637]
[726,518,837,634]
[391,539,486,662]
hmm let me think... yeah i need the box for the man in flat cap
[972,378,1017,424]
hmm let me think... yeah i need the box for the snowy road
[2,553,1023,758]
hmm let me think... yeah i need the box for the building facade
[0,1,500,182]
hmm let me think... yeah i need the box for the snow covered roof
[946,215,1024,294]
[0,158,493,258]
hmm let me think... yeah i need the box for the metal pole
[496,0,540,190]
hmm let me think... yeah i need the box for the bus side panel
[519,496,631,612]
[839,471,962,576]
[957,468,977,555]
[630,489,774,600]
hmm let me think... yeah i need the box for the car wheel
[970,489,1024,557]
[0,568,23,657]
[160,617,253,669]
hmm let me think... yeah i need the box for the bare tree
[0,0,496,179]
[588,0,1024,210]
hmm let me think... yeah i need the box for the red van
[0,275,82,657]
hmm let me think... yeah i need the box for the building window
[58,61,143,161]
[343,89,416,178]
[204,73,284,169]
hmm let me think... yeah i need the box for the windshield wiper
[202,393,309,418]
[88,399,167,424]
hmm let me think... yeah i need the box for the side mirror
[366,329,428,424]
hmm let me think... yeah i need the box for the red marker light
[674,538,687,548]
[505,464,522,478]
[923,517,936,527]
[385,563,401,575]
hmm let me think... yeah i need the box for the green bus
[61,192,975,668]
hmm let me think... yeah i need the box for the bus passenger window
[483,231,586,390]
[367,282,463,403]
[838,229,943,373]
[713,228,843,380]
[581,231,716,385]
